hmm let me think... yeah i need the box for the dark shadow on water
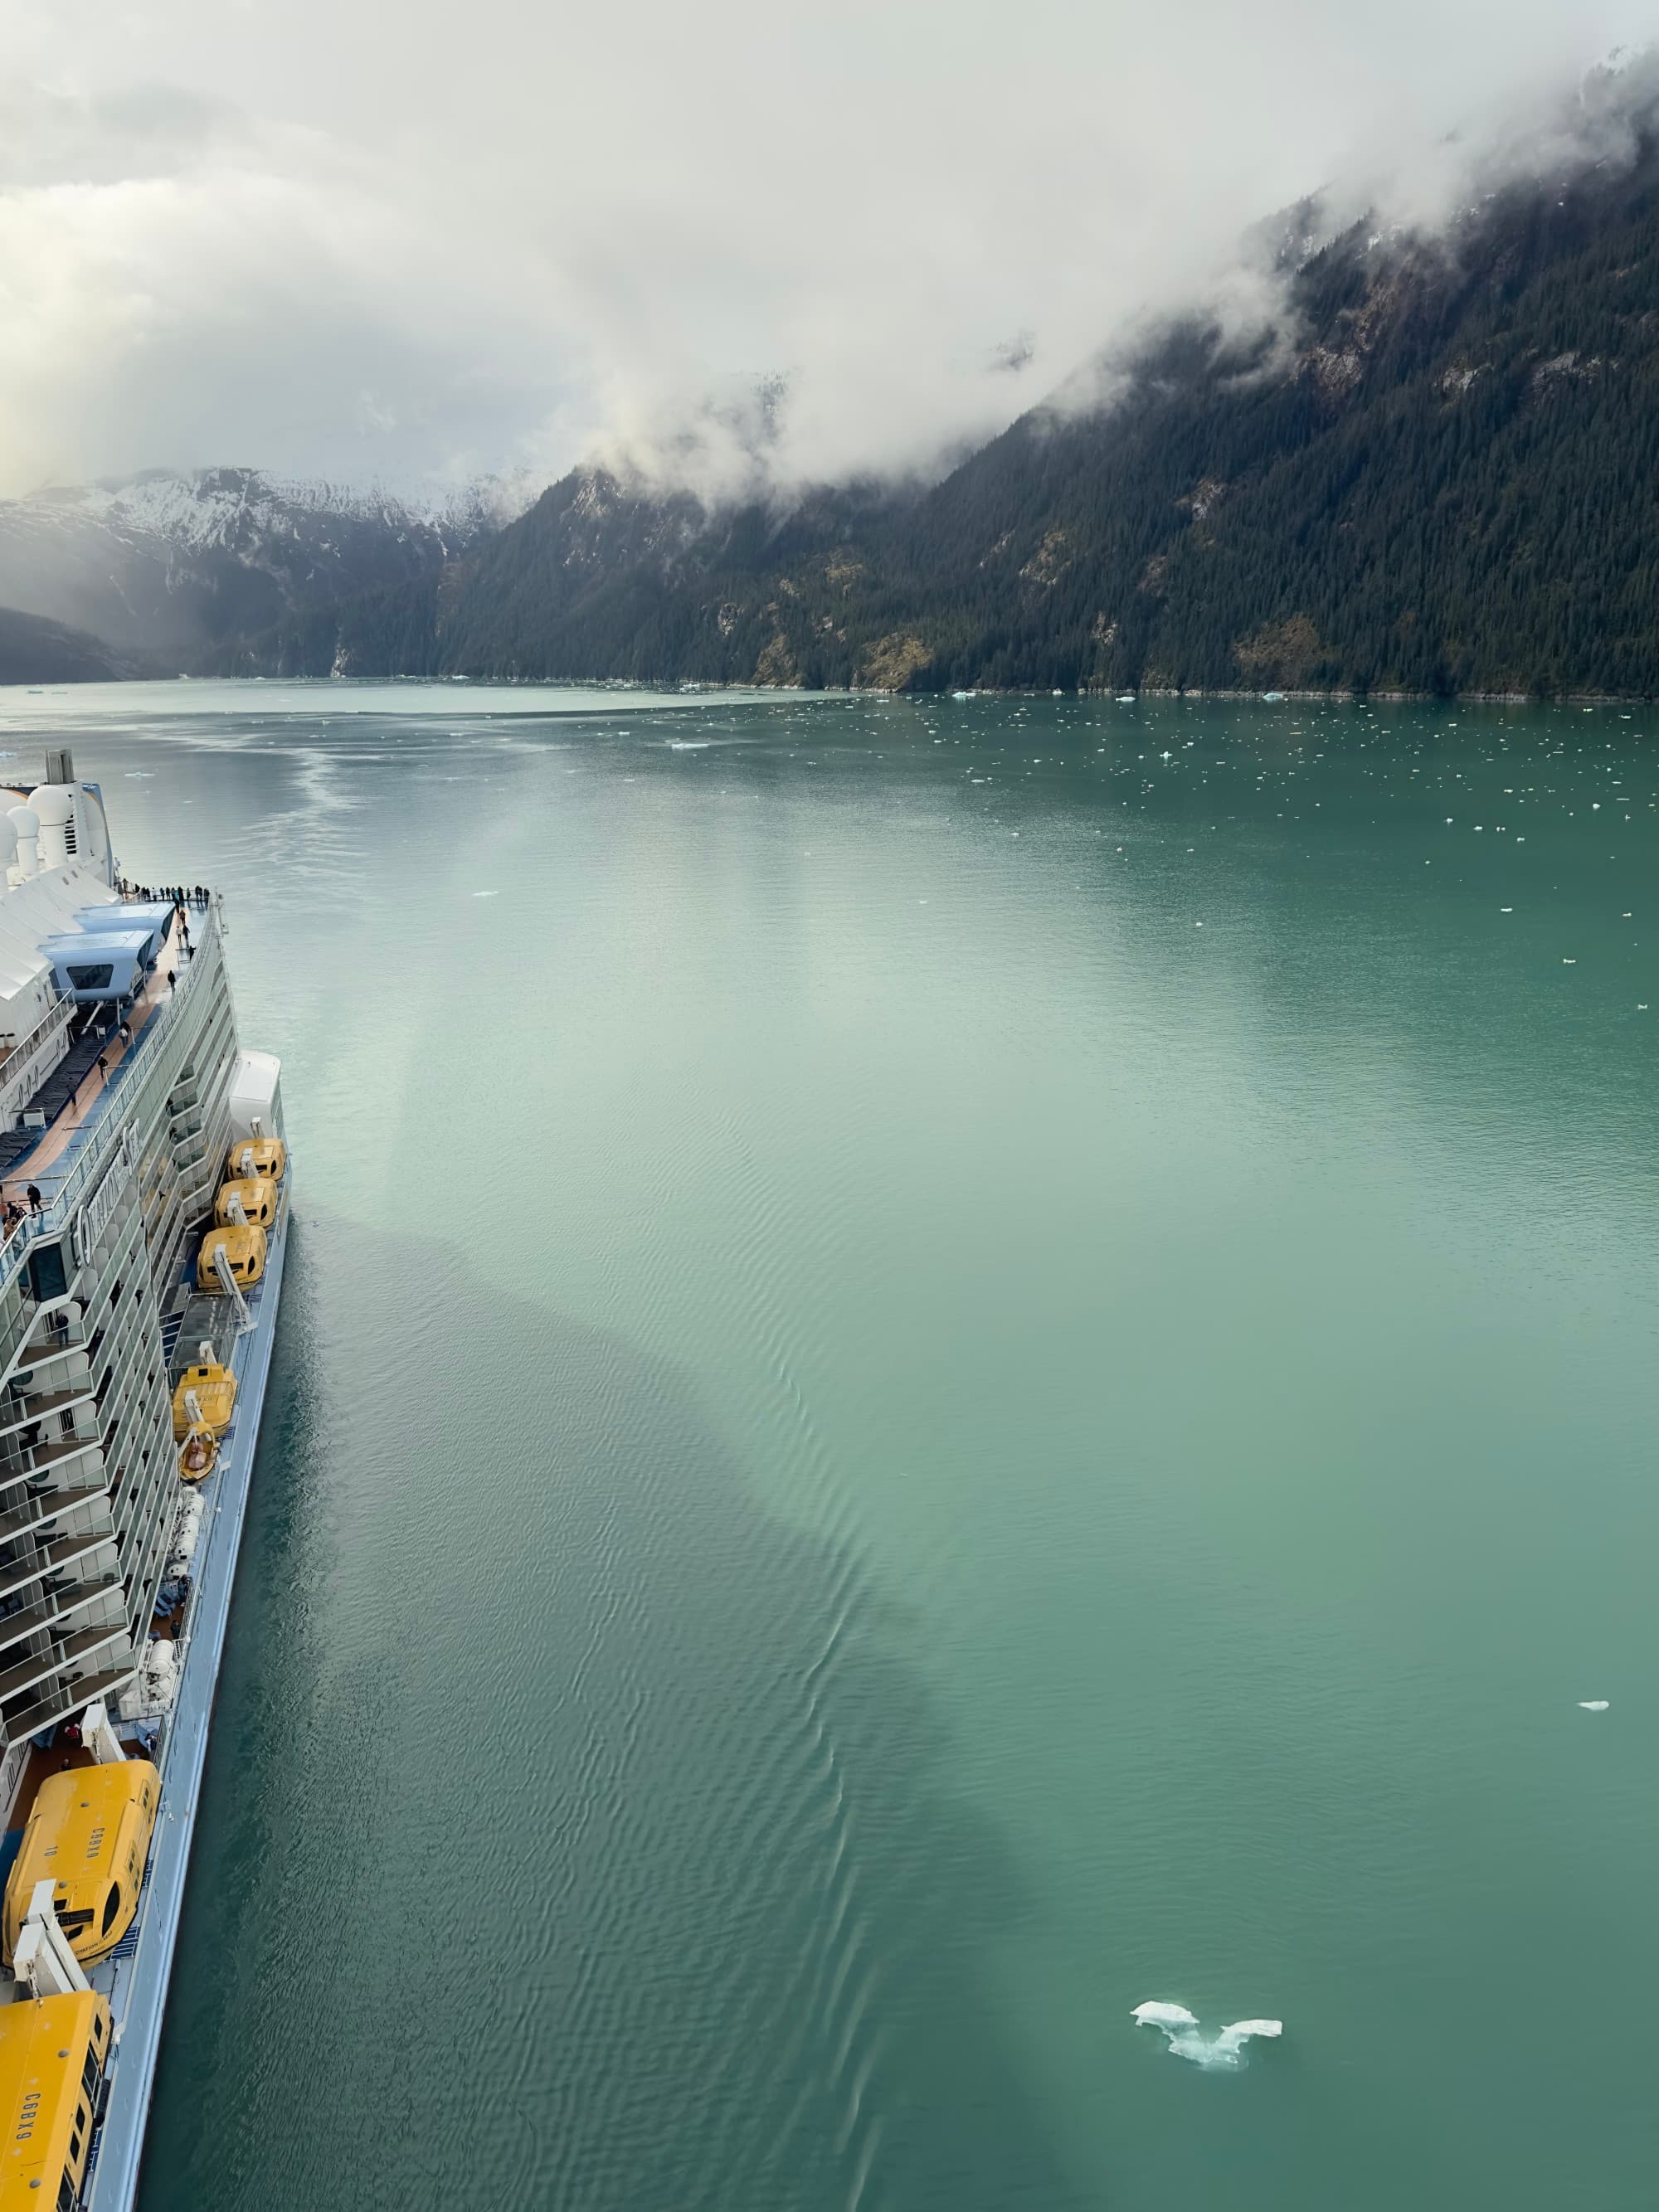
[140,1216,1090,2212]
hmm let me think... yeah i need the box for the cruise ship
[0,749,287,2210]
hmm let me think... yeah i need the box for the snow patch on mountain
[0,465,520,661]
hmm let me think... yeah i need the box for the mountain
[0,469,494,667]
[455,104,1659,700]
[51,75,1659,700]
[0,608,144,684]
[208,110,1659,699]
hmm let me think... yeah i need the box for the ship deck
[0,905,199,1200]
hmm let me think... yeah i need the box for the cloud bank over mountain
[3,0,1657,501]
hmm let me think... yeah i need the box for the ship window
[57,2174,77,2210]
[65,965,112,992]
[100,1885,120,1936]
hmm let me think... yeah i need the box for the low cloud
[2,0,1656,503]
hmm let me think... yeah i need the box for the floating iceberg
[1132,2001,1283,2069]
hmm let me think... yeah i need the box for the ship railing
[0,996,73,1129]
[0,912,225,1302]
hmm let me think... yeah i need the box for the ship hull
[83,1194,290,2211]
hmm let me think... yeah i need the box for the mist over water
[8,682,1656,2211]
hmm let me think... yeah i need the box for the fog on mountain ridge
[2,0,1657,502]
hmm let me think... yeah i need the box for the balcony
[5,1659,134,1747]
[0,1431,102,1499]
[0,1526,114,1607]
[23,1315,85,1363]
[0,1477,110,1550]
[0,1380,95,1447]
[0,1621,127,1709]
[0,1570,121,1656]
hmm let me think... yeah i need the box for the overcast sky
[2,0,1657,502]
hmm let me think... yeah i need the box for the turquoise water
[4,683,1656,2210]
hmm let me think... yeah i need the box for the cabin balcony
[0,1620,127,1710]
[0,1378,95,1450]
[0,1477,110,1550]
[0,1569,122,1658]
[4,1658,134,1746]
[0,1526,114,1608]
[0,1431,102,1500]
[22,1314,86,1363]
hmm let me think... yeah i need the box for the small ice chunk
[1134,2001,1282,2069]
[1578,1699,1610,1711]
[1214,2020,1284,2052]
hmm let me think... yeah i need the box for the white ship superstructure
[0,746,288,2210]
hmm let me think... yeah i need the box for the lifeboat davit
[197,1223,266,1291]
[215,1175,278,1228]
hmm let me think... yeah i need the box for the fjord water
[5,682,1656,2211]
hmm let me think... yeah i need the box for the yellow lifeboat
[215,1175,278,1228]
[2,1760,160,1967]
[171,1351,236,1439]
[0,1990,110,2210]
[178,1425,219,1483]
[197,1223,266,1292]
[226,1135,285,1184]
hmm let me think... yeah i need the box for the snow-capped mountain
[0,467,508,664]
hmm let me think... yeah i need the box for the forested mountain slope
[0,608,143,684]
[210,109,1659,697]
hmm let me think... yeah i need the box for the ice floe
[1132,2001,1283,2069]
